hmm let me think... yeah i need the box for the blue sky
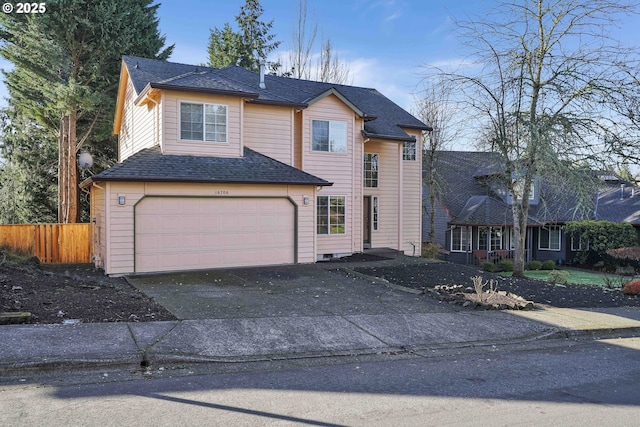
[155,0,476,113]
[2,0,639,150]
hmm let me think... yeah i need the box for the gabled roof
[595,184,640,224]
[121,56,431,142]
[80,146,332,188]
[426,151,640,226]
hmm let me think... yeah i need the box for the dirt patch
[354,262,640,308]
[0,260,176,324]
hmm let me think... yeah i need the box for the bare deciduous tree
[416,83,459,244]
[285,0,351,84]
[428,0,637,276]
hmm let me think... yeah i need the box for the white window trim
[451,226,471,252]
[570,235,589,251]
[538,226,562,251]
[179,101,228,143]
[311,119,347,153]
[372,196,379,231]
[364,153,379,188]
[403,141,417,161]
[316,195,347,235]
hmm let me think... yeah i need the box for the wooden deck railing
[0,223,91,263]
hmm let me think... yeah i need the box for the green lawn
[500,268,635,288]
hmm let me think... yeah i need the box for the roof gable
[120,56,430,142]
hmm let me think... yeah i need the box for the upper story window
[312,120,346,153]
[403,141,416,161]
[180,102,227,143]
[364,153,379,188]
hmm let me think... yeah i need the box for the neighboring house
[81,56,430,275]
[422,151,640,266]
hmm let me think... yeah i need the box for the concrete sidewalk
[2,255,640,373]
[2,307,640,372]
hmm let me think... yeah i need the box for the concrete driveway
[126,260,458,320]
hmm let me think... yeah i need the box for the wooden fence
[0,223,91,263]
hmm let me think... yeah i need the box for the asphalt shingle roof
[123,56,430,141]
[426,151,640,226]
[82,146,332,187]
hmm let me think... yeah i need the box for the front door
[363,196,371,248]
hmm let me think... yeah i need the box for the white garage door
[135,197,296,273]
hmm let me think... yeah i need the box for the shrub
[497,260,514,272]
[564,220,638,264]
[481,262,495,272]
[422,242,440,259]
[541,260,556,270]
[622,280,640,295]
[527,260,542,270]
[548,270,570,285]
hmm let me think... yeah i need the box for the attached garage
[81,147,332,275]
[134,196,296,273]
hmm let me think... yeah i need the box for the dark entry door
[363,196,371,248]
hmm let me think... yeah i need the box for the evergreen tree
[0,0,173,223]
[208,0,280,71]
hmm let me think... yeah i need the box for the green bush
[564,220,638,264]
[497,260,514,272]
[541,260,556,270]
[481,262,495,272]
[527,260,542,270]
[548,270,570,285]
[421,242,440,259]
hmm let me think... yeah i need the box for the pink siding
[162,91,242,157]
[401,130,423,256]
[301,94,363,256]
[100,182,317,275]
[364,140,401,250]
[119,79,157,161]
[90,185,106,269]
[244,103,293,164]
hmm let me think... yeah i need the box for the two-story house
[81,56,430,275]
[423,151,640,266]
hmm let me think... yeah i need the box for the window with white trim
[477,227,503,251]
[317,196,346,235]
[571,233,589,251]
[403,141,416,161]
[312,120,347,153]
[364,153,379,188]
[180,102,227,142]
[451,226,470,252]
[372,196,379,231]
[539,226,561,251]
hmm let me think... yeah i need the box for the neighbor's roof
[80,146,332,188]
[122,56,431,142]
[426,151,640,226]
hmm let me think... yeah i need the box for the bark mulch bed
[353,262,640,309]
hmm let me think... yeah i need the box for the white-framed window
[477,227,503,251]
[317,195,346,235]
[180,102,227,142]
[451,226,470,252]
[403,141,416,161]
[539,226,561,251]
[512,178,535,201]
[364,153,379,188]
[312,120,347,153]
[372,196,379,231]
[571,233,589,251]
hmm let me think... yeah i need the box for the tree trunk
[58,112,79,223]
[428,156,436,243]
